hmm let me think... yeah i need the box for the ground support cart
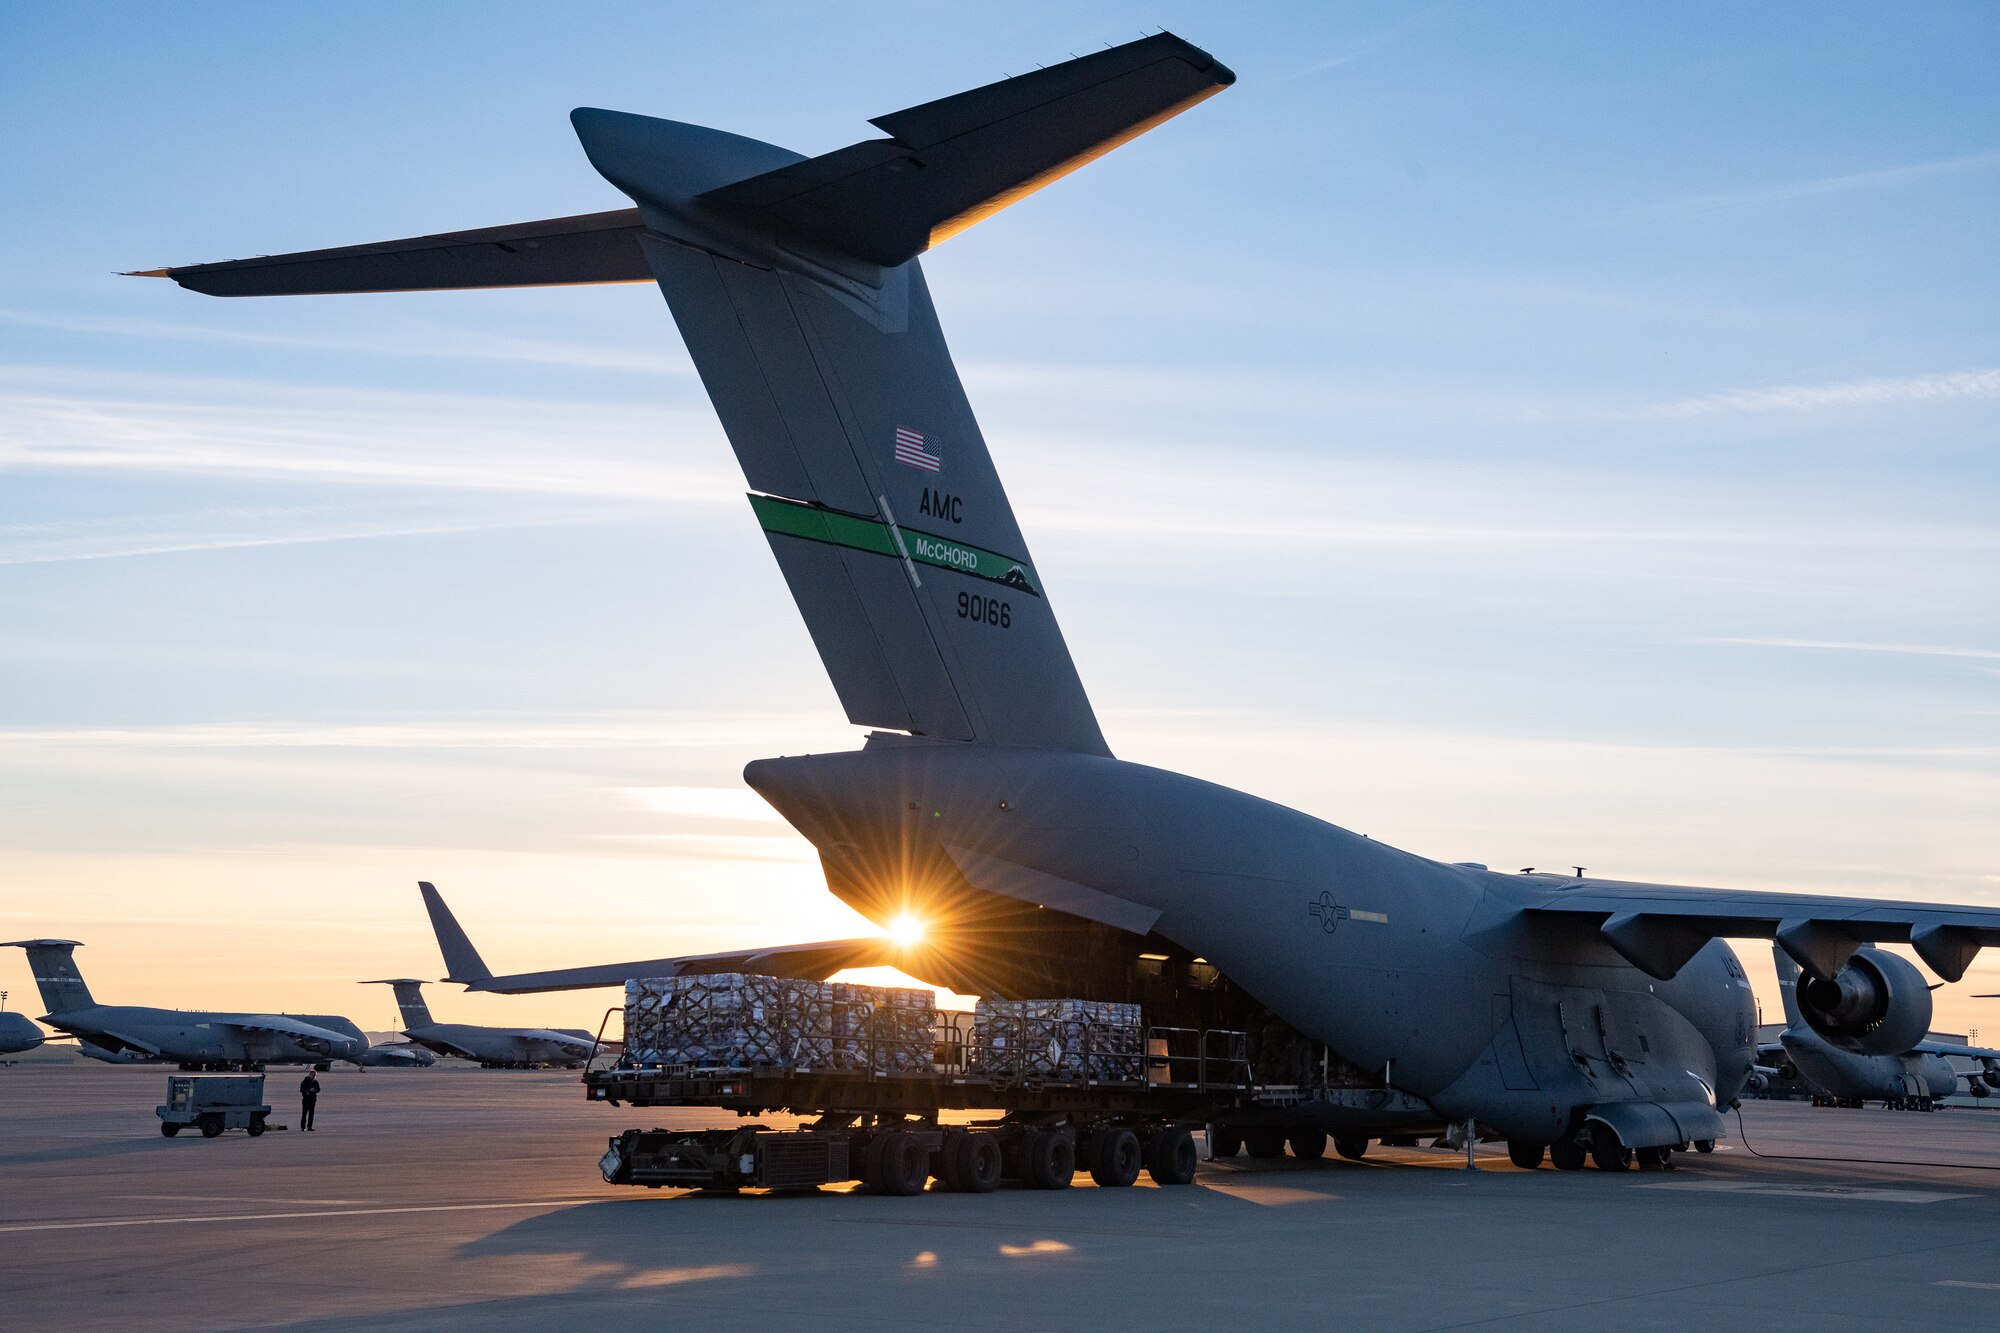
[157,1073,271,1138]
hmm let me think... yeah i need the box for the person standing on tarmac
[299,1070,321,1131]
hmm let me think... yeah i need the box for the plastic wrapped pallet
[972,998,1144,1082]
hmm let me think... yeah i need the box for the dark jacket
[299,1074,322,1101]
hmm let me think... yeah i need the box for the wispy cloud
[614,786,784,823]
[1653,368,2000,418]
[0,306,683,376]
[0,713,847,750]
[1697,637,2000,662]
[0,501,616,565]
[1609,149,2000,226]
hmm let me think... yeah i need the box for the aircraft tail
[569,35,1232,756]
[363,978,436,1029]
[1771,943,1805,1027]
[0,939,95,1014]
[419,882,494,985]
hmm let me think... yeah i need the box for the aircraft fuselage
[43,1005,367,1066]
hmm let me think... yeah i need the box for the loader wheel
[160,1122,180,1138]
[1507,1140,1545,1170]
[1243,1129,1286,1159]
[1023,1130,1075,1190]
[1693,1139,1715,1153]
[1146,1127,1199,1185]
[1088,1127,1142,1187]
[247,1115,266,1138]
[1207,1127,1241,1159]
[1334,1135,1370,1161]
[869,1131,929,1196]
[199,1116,225,1139]
[954,1133,1002,1193]
[1636,1146,1673,1171]
[1288,1129,1328,1161]
[935,1129,967,1191]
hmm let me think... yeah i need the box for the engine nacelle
[1797,946,1931,1055]
[1971,1081,1992,1099]
[1980,1059,2000,1090]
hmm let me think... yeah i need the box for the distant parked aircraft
[0,1010,43,1055]
[364,973,596,1068]
[358,1039,437,1068]
[2,940,367,1070]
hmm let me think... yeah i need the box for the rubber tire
[1589,1132,1633,1172]
[246,1116,266,1138]
[1243,1129,1287,1160]
[935,1129,967,1191]
[1334,1135,1370,1161]
[1088,1127,1143,1187]
[199,1117,225,1139]
[1507,1140,1545,1170]
[160,1122,180,1137]
[1549,1138,1587,1171]
[1146,1127,1199,1185]
[1693,1139,1716,1154]
[954,1133,1002,1193]
[1288,1129,1328,1161]
[1207,1128,1242,1159]
[1635,1146,1672,1171]
[870,1130,929,1196]
[1023,1130,1075,1190]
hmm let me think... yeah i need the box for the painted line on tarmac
[0,1197,621,1234]
[1637,1181,1969,1204]
[1939,1280,2000,1290]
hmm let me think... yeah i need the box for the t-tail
[0,940,95,1016]
[133,34,1235,756]
[419,882,494,985]
[363,978,436,1029]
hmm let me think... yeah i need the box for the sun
[886,913,926,947]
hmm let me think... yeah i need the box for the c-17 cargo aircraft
[365,966,595,1068]
[2,941,367,1070]
[1760,944,2000,1110]
[139,33,2000,1170]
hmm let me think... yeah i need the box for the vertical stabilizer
[364,978,436,1029]
[569,35,1233,756]
[419,882,494,984]
[1,940,95,1015]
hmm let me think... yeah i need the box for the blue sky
[2,3,1996,1034]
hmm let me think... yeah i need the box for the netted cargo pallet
[624,973,939,1076]
[970,998,1144,1083]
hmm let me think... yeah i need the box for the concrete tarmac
[5,1066,2000,1331]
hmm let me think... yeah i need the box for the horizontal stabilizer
[462,936,901,995]
[700,32,1233,266]
[130,209,650,297]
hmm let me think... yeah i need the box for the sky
[1,2,1996,1040]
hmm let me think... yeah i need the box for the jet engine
[1796,946,1931,1055]
[1980,1058,2000,1091]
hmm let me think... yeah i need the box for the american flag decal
[893,425,942,473]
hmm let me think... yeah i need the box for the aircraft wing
[1521,877,2000,981]
[1914,1040,2000,1060]
[459,938,903,996]
[87,1029,163,1056]
[229,1016,353,1050]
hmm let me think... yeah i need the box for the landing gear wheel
[868,1130,929,1196]
[1146,1127,1199,1185]
[1635,1146,1672,1171]
[1243,1129,1286,1160]
[1088,1127,1143,1187]
[1023,1130,1075,1190]
[1589,1133,1632,1172]
[1333,1135,1370,1161]
[954,1132,1002,1193]
[1549,1137,1587,1171]
[199,1116,225,1139]
[1693,1139,1715,1154]
[246,1115,266,1138]
[160,1122,180,1137]
[1207,1128,1242,1159]
[1507,1140,1545,1170]
[1287,1129,1328,1161]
